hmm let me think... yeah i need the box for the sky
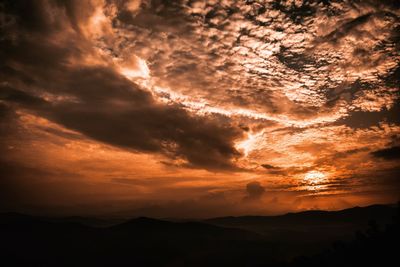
[0,0,399,218]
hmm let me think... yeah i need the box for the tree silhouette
[286,203,400,267]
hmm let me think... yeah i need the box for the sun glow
[304,171,326,184]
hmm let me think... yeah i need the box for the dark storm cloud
[0,0,243,170]
[371,146,400,160]
[41,74,242,169]
[243,181,265,201]
[337,101,400,129]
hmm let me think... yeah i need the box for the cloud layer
[0,0,399,217]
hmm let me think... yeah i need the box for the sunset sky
[1,0,399,218]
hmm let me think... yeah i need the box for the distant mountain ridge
[205,204,396,225]
[1,204,395,226]
[0,204,398,267]
[204,204,396,241]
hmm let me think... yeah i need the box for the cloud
[336,101,400,129]
[261,164,279,169]
[0,0,244,171]
[316,12,373,45]
[1,0,400,217]
[371,146,400,160]
[243,181,265,201]
[0,86,46,107]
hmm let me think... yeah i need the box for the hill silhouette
[0,204,398,266]
[205,204,395,239]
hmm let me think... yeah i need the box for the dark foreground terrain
[1,204,398,267]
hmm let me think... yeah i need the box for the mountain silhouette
[0,204,398,266]
[205,204,395,238]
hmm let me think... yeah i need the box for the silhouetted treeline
[284,203,400,267]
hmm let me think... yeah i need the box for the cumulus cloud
[243,181,265,201]
[112,0,400,123]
